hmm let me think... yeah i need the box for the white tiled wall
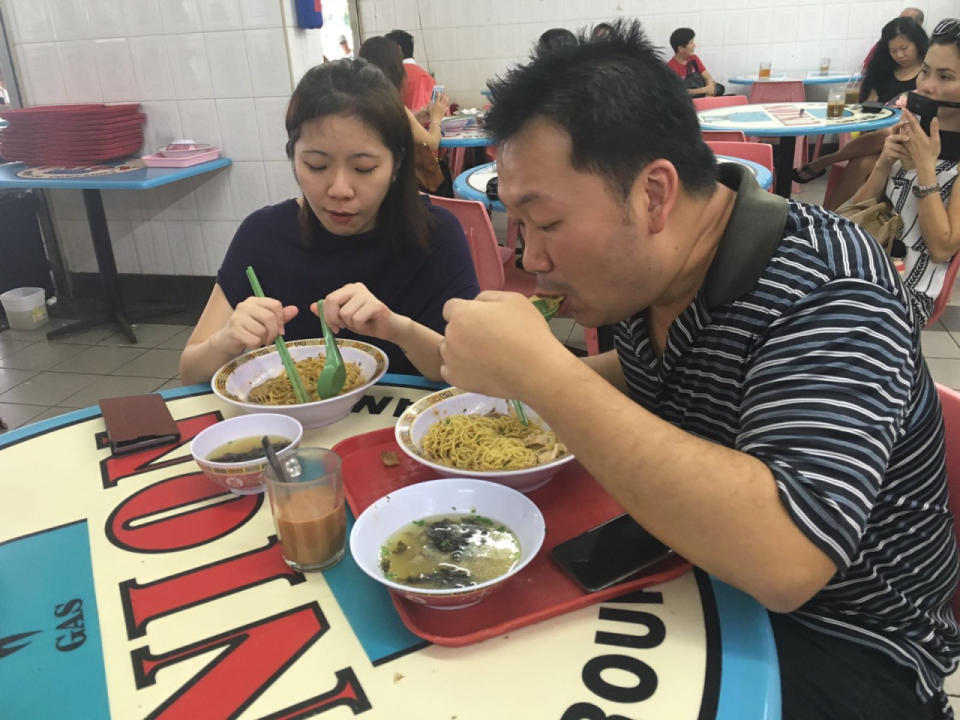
[357,0,960,108]
[0,0,305,276]
[8,0,960,276]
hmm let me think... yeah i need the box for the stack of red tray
[0,103,145,166]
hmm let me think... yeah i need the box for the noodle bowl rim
[394,388,575,478]
[212,338,388,409]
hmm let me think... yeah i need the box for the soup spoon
[315,300,347,399]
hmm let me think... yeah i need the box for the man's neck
[649,183,737,318]
[673,52,687,64]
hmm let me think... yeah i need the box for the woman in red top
[667,28,720,98]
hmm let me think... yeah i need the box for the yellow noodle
[247,355,364,405]
[420,412,567,471]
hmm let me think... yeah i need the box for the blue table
[728,72,860,86]
[698,102,899,196]
[455,157,774,212]
[0,375,780,720]
[0,158,231,342]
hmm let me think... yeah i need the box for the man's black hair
[384,29,414,59]
[669,27,696,53]
[485,19,716,199]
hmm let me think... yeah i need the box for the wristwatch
[912,182,941,198]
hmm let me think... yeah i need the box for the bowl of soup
[190,413,303,494]
[394,388,575,493]
[211,338,388,429]
[350,478,546,609]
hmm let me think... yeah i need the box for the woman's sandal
[792,164,826,184]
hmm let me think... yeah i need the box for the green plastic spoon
[315,299,347,399]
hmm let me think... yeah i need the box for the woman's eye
[538,221,560,232]
[355,166,377,174]
[304,164,325,172]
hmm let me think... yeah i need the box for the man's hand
[439,291,567,398]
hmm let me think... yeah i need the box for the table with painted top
[728,72,860,86]
[697,102,900,197]
[0,375,781,719]
[0,158,232,343]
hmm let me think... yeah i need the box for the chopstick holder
[244,265,310,404]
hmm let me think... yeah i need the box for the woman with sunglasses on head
[852,18,960,327]
[179,59,479,385]
[793,17,929,206]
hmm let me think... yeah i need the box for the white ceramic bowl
[212,339,388,429]
[395,388,575,493]
[350,478,546,609]
[190,413,303,494]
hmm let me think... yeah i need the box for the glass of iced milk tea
[827,85,846,118]
[265,447,346,572]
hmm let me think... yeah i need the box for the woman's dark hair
[861,17,929,101]
[538,28,577,53]
[358,36,406,92]
[285,59,431,251]
[669,27,695,53]
[487,19,716,199]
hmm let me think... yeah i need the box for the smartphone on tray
[551,513,674,592]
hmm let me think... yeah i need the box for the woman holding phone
[851,18,960,325]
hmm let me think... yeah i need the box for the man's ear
[631,160,679,236]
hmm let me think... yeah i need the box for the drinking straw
[245,265,310,404]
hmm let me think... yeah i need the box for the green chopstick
[244,266,310,404]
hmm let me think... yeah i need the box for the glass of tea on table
[265,447,346,572]
[819,56,830,74]
[758,61,772,79]
[845,80,861,106]
[827,85,846,118]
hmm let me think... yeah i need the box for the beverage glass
[845,81,861,105]
[265,447,346,572]
[827,86,846,118]
[758,61,772,79]
[819,56,830,74]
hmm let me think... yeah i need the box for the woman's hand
[213,297,298,356]
[312,282,404,341]
[428,93,450,125]
[877,123,910,170]
[899,110,941,172]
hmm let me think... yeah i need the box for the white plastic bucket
[1,287,48,330]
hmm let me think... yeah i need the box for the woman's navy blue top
[217,198,480,376]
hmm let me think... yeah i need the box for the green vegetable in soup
[379,514,521,589]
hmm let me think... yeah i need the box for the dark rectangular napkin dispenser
[99,393,180,455]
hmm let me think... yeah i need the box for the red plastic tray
[336,427,691,647]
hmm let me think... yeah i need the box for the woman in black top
[179,60,479,384]
[860,17,928,102]
[793,18,929,206]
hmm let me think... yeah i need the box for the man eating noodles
[438,20,960,720]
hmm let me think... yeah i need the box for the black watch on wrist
[912,182,941,198]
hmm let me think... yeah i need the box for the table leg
[46,190,181,343]
[773,137,796,198]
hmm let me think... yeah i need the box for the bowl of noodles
[211,338,388,428]
[394,388,575,493]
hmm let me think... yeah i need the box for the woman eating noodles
[851,18,960,325]
[179,59,479,384]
